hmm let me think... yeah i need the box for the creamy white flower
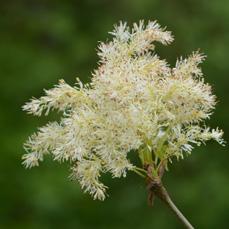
[23,20,224,200]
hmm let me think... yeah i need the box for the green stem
[132,168,146,178]
[135,167,148,174]
[146,169,194,229]
[164,193,194,229]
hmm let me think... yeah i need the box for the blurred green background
[1,0,228,228]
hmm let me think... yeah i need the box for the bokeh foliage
[0,0,228,228]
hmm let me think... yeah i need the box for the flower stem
[132,168,146,178]
[147,175,194,229]
[159,185,194,229]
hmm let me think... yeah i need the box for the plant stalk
[146,164,194,229]
[157,184,194,229]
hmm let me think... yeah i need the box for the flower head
[23,20,224,200]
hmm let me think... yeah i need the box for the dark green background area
[0,1,228,228]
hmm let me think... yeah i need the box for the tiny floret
[22,20,224,200]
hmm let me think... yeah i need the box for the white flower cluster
[22,20,224,200]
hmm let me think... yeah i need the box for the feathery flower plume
[23,20,224,209]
